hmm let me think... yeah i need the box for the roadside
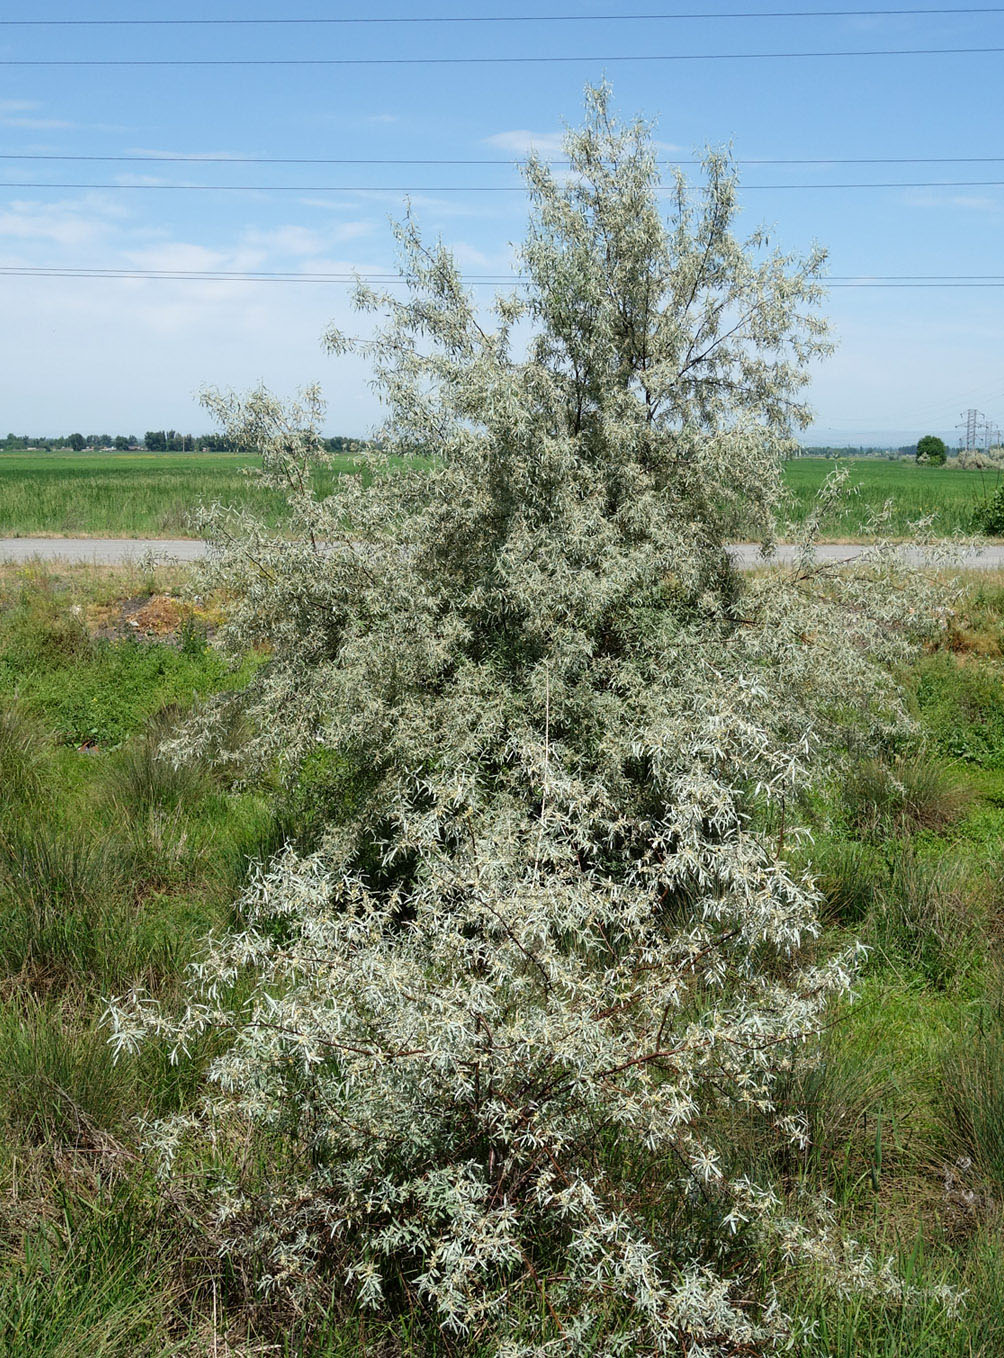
[5,538,1004,569]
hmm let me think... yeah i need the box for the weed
[912,653,1004,769]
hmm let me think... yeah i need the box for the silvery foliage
[108,87,955,1353]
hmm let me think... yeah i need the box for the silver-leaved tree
[109,86,952,1354]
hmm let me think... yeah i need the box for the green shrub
[971,483,1004,536]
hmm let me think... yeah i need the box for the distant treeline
[796,445,920,459]
[1,431,365,455]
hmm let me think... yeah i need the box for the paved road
[0,538,207,564]
[2,537,1003,569]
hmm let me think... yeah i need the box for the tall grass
[0,449,430,538]
[0,1001,130,1148]
[842,754,974,840]
[0,450,345,536]
[940,1004,1004,1193]
[0,1191,187,1358]
[0,703,47,813]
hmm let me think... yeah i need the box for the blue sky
[1,2,1002,444]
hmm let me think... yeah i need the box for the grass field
[0,450,1000,541]
[0,450,350,537]
[2,561,1004,1352]
[782,457,1002,539]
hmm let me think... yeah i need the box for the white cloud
[113,173,196,188]
[450,240,516,272]
[903,189,1003,213]
[0,195,128,248]
[484,129,565,158]
[124,147,254,161]
[329,219,374,242]
[125,242,246,272]
[240,225,329,257]
[0,115,75,130]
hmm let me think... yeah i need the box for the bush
[971,482,1004,536]
[111,86,951,1350]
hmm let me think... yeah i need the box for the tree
[110,86,951,1352]
[916,434,947,465]
[113,435,130,451]
[67,432,85,452]
[144,430,166,452]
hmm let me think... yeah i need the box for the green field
[783,457,1000,538]
[0,450,999,540]
[0,450,350,537]
[3,562,1004,1352]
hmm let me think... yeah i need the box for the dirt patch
[125,594,187,635]
[89,593,193,641]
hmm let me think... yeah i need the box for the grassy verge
[2,563,1004,1353]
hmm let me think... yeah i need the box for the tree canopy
[916,434,947,465]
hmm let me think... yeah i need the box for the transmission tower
[959,408,986,451]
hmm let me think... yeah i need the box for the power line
[2,6,1002,22]
[4,265,1004,287]
[3,179,1004,191]
[5,153,1004,167]
[5,46,1004,67]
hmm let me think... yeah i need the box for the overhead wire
[2,179,1004,190]
[4,46,1004,67]
[3,265,1004,287]
[4,153,1004,167]
[3,6,1003,22]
